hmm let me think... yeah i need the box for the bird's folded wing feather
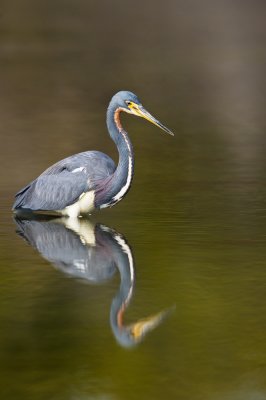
[13,171,89,211]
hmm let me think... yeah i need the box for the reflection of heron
[15,216,170,347]
[13,91,173,217]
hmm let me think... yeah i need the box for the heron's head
[111,90,174,136]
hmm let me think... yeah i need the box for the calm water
[1,1,266,399]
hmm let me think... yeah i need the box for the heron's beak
[129,103,174,136]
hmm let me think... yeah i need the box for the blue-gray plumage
[13,91,173,217]
[13,152,115,211]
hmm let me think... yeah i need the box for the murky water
[1,1,266,399]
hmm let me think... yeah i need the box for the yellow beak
[129,103,174,136]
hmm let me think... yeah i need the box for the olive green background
[1,1,266,399]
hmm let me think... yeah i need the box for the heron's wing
[13,171,89,210]
[42,151,116,182]
[13,151,116,211]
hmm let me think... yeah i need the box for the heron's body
[13,151,117,217]
[13,91,173,217]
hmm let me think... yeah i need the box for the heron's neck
[97,106,134,208]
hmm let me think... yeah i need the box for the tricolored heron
[13,91,173,217]
[14,217,170,347]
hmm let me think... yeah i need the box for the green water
[1,1,266,399]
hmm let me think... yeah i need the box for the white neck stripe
[112,131,133,203]
[100,130,133,209]
[114,233,134,305]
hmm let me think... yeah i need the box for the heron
[13,91,173,217]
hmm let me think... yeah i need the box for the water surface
[1,1,266,399]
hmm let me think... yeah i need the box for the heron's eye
[126,101,132,107]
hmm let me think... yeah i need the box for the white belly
[57,191,95,218]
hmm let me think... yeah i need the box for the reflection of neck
[109,230,172,348]
[109,231,135,334]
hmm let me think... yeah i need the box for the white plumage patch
[114,234,134,282]
[57,190,95,217]
[111,154,133,205]
[114,233,134,306]
[62,217,96,245]
[100,130,133,209]
[71,167,86,173]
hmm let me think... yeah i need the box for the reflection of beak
[129,103,174,136]
[129,306,174,341]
